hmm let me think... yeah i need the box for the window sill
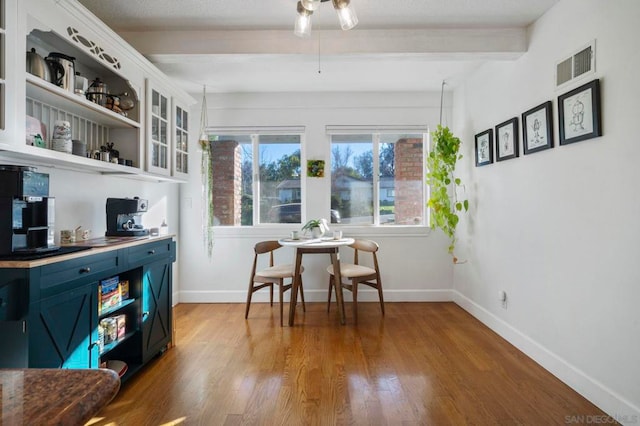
[211,225,431,239]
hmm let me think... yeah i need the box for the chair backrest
[255,240,282,255]
[349,239,380,269]
[252,240,282,272]
[350,239,378,253]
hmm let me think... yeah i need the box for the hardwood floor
[89,302,612,425]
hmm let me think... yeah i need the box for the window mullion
[424,131,430,227]
[373,134,380,226]
[252,134,260,225]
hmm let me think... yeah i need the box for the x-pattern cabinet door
[29,283,99,369]
[141,260,172,362]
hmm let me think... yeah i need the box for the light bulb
[294,1,313,37]
[335,3,358,30]
[301,0,321,11]
[294,14,312,37]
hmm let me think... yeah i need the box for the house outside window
[329,130,426,226]
[209,131,302,226]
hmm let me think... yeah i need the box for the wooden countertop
[0,368,120,425]
[0,234,175,269]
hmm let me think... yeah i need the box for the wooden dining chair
[326,239,384,323]
[245,240,305,326]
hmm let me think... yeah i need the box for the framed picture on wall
[307,159,325,177]
[558,78,602,145]
[475,129,493,167]
[495,117,519,161]
[522,101,554,155]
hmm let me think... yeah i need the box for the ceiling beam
[119,28,527,59]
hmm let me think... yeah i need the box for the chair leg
[299,277,306,312]
[245,281,254,319]
[270,283,274,306]
[352,279,358,324]
[279,279,285,327]
[327,275,334,312]
[377,281,385,316]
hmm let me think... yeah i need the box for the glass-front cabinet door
[146,80,170,175]
[173,100,189,178]
[1,0,7,135]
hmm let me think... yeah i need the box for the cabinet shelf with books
[97,271,142,376]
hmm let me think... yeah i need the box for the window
[209,131,302,226]
[330,131,426,226]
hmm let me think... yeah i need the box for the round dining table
[278,237,355,326]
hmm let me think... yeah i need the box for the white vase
[311,227,324,238]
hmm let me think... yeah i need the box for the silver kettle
[26,48,51,83]
[45,52,76,92]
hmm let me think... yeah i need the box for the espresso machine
[105,197,149,236]
[0,165,57,256]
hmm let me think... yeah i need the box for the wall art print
[558,78,602,145]
[495,117,519,162]
[475,129,493,167]
[522,101,554,155]
[307,160,325,177]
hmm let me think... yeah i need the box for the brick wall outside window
[211,140,242,225]
[394,138,423,225]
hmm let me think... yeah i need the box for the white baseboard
[178,288,454,304]
[452,290,640,425]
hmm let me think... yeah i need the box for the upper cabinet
[0,0,5,133]
[0,0,18,142]
[0,0,194,182]
[173,99,189,178]
[146,81,170,176]
[145,80,191,178]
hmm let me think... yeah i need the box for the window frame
[208,127,306,228]
[328,128,429,228]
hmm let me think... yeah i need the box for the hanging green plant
[426,125,468,260]
[199,86,214,259]
[200,136,214,259]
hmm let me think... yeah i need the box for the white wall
[0,159,182,297]
[0,162,180,238]
[452,0,640,420]
[178,92,455,303]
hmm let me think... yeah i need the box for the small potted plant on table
[302,218,329,238]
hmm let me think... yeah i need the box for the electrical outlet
[498,290,508,309]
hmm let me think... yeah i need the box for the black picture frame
[495,117,519,162]
[475,129,493,167]
[522,101,553,155]
[558,79,602,145]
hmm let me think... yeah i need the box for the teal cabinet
[0,238,175,380]
[0,270,29,367]
[142,259,172,363]
[0,321,28,367]
[29,282,99,368]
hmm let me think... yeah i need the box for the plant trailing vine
[426,124,468,260]
[199,86,214,259]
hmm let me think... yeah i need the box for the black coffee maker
[0,165,57,255]
[105,197,149,236]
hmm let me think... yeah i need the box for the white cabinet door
[0,0,17,143]
[172,98,189,178]
[146,80,170,176]
[0,0,5,136]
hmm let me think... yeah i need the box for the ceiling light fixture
[294,0,358,38]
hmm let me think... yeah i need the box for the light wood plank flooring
[89,302,613,425]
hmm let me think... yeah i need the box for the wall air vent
[556,40,596,89]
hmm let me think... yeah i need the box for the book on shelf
[98,276,131,313]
